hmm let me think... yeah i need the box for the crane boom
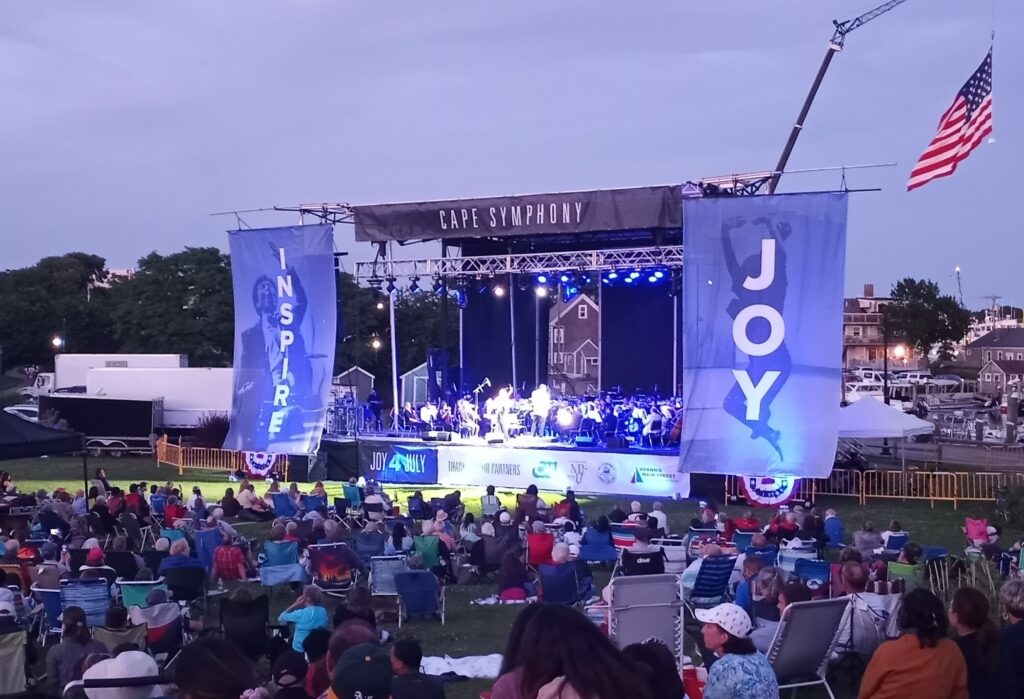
[767,0,909,194]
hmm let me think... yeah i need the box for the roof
[966,328,1024,349]
[0,411,83,461]
[838,398,934,439]
[552,294,599,323]
[980,360,1024,375]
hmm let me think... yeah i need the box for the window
[987,352,993,362]
[985,373,992,381]
[997,351,1003,360]
[966,349,972,357]
[578,304,588,319]
[588,357,599,365]
[552,352,563,364]
[1018,353,1023,361]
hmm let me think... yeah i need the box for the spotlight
[561,283,581,303]
[556,407,574,427]
[608,271,619,280]
[493,285,506,298]
[648,275,658,283]
[624,276,634,284]
[385,277,397,294]
[368,276,383,290]
[559,273,570,283]
[376,301,385,310]
[432,276,445,295]
[454,289,468,309]
[629,271,640,279]
[537,274,548,284]
[408,276,420,294]
[370,337,382,350]
[535,286,549,298]
[654,270,664,279]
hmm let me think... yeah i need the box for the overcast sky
[1,1,1018,306]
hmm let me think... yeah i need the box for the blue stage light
[624,276,634,284]
[648,275,658,283]
[629,271,640,279]
[559,273,570,283]
[537,274,548,284]
[608,271,618,280]
[654,270,664,279]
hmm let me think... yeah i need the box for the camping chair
[610,523,638,549]
[220,593,281,662]
[362,502,385,524]
[87,511,114,548]
[163,566,208,613]
[394,570,445,626]
[830,594,890,680]
[618,549,666,577]
[731,531,757,552]
[0,630,27,695]
[516,494,541,523]
[79,565,119,589]
[142,550,168,573]
[308,543,357,598]
[883,533,909,554]
[159,527,186,544]
[413,535,442,570]
[537,563,580,606]
[92,624,149,653]
[0,564,28,593]
[794,559,831,597]
[526,532,555,568]
[31,584,63,644]
[332,498,358,531]
[684,554,737,612]
[119,512,156,550]
[105,551,140,582]
[60,578,111,627]
[193,528,223,573]
[117,578,166,609]
[766,597,849,699]
[68,548,88,576]
[778,550,817,573]
[746,545,779,567]
[578,543,619,565]
[608,574,682,660]
[407,496,428,520]
[887,561,924,592]
[259,539,308,586]
[128,601,185,659]
[368,556,408,597]
[149,494,168,526]
[480,496,501,518]
[270,492,299,518]
[342,483,362,509]
[652,538,687,574]
[304,494,328,513]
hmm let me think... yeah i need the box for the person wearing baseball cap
[331,643,392,699]
[695,603,779,699]
[0,600,19,634]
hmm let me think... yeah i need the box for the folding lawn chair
[618,549,666,577]
[394,570,445,627]
[163,566,208,614]
[87,511,114,549]
[0,564,28,593]
[578,543,619,565]
[60,578,111,627]
[794,559,831,596]
[117,578,167,609]
[652,538,687,574]
[63,675,166,699]
[480,496,500,518]
[105,551,140,582]
[142,550,169,573]
[304,494,328,513]
[270,492,299,518]
[407,496,428,520]
[259,540,308,586]
[610,523,638,549]
[766,597,849,699]
[883,532,909,554]
[92,623,149,653]
[368,556,408,597]
[342,483,362,509]
[128,602,185,659]
[308,543,357,598]
[119,512,156,550]
[731,531,757,552]
[0,630,27,695]
[887,561,924,592]
[220,593,281,662]
[149,494,168,526]
[745,545,779,567]
[685,554,737,611]
[537,563,581,606]
[608,574,682,662]
[778,550,816,574]
[68,548,88,576]
[193,528,222,573]
[31,584,62,644]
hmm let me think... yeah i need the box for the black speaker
[486,434,505,445]
[574,434,596,447]
[421,431,453,442]
[605,435,625,449]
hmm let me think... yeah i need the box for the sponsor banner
[680,193,848,478]
[224,224,337,455]
[436,445,689,498]
[353,185,681,242]
[738,476,799,507]
[357,441,439,485]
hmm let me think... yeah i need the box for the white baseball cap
[83,651,160,699]
[694,603,753,638]
[0,600,15,616]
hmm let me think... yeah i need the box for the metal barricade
[155,436,289,479]
[860,470,957,508]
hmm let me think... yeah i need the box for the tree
[108,247,234,366]
[0,253,117,371]
[886,278,971,360]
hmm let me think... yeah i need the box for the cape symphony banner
[358,441,439,485]
[223,224,337,455]
[436,444,690,498]
[680,193,847,478]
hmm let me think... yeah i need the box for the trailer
[38,394,161,456]
[24,354,187,398]
[86,367,232,429]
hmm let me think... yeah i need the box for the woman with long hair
[385,521,413,555]
[859,588,967,699]
[622,641,686,699]
[951,587,1013,699]
[491,604,650,699]
[696,603,778,699]
[45,606,107,694]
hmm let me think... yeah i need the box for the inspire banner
[223,224,337,455]
[680,193,847,478]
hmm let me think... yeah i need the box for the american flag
[907,49,993,191]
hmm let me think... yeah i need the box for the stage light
[370,337,382,350]
[493,285,506,297]
[654,270,664,279]
[561,283,581,303]
[454,289,468,309]
[559,273,570,283]
[432,276,445,295]
[408,276,420,294]
[537,274,548,284]
[385,277,397,294]
[624,276,634,284]
[368,276,383,290]
[51,335,64,349]
[556,407,574,427]
[608,271,619,280]
[376,301,385,310]
[648,275,658,283]
[535,286,548,298]
[629,271,640,279]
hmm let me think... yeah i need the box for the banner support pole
[510,272,518,391]
[388,243,400,428]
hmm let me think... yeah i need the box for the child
[390,639,446,699]
[562,521,582,558]
[277,585,330,653]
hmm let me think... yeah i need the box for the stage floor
[325,432,678,457]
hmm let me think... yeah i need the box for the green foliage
[1002,485,1024,528]
[887,278,971,357]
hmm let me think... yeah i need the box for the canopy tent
[837,398,935,440]
[0,411,83,460]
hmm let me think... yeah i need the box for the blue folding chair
[263,540,299,566]
[538,563,580,606]
[60,579,111,628]
[150,495,168,525]
[194,529,223,573]
[270,493,299,518]
[578,544,619,564]
[160,528,186,543]
[686,554,737,611]
[342,484,362,509]
[31,585,62,645]
[731,531,757,552]
[394,571,445,626]
[406,497,427,519]
[884,533,909,553]
[745,545,779,567]
[794,558,831,593]
[922,546,949,561]
[304,495,328,512]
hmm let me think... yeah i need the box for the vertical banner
[223,224,336,454]
[680,193,847,478]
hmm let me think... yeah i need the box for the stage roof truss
[354,245,683,281]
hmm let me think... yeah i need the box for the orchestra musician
[530,383,552,437]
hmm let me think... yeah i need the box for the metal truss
[354,245,683,280]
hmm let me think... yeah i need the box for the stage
[323,433,696,499]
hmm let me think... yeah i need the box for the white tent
[838,397,935,439]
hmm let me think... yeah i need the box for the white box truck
[24,353,188,398]
[86,367,233,429]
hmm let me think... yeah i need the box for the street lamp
[51,335,64,351]
[370,337,382,351]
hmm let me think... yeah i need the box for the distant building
[548,294,599,396]
[963,328,1024,370]
[842,284,922,369]
[978,359,1024,397]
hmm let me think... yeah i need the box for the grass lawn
[3,456,1019,699]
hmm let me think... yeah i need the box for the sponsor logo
[481,462,520,476]
[447,461,465,474]
[742,476,798,506]
[532,461,557,480]
[597,463,616,484]
[569,462,587,485]
[630,464,677,485]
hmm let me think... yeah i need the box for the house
[978,359,1024,397]
[963,329,1024,370]
[842,284,921,369]
[331,366,375,402]
[548,293,599,396]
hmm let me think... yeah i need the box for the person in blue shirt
[278,585,330,653]
[696,603,779,699]
[157,539,206,576]
[823,509,845,549]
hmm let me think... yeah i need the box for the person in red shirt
[733,510,762,532]
[213,532,249,581]
[124,483,150,520]
[162,495,188,525]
